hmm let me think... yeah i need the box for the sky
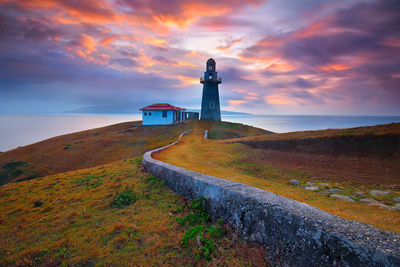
[0,0,399,115]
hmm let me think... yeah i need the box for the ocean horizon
[1,113,399,152]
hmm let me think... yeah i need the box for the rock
[395,203,400,208]
[326,188,344,193]
[319,183,329,187]
[53,199,64,205]
[289,179,300,185]
[353,191,365,196]
[330,194,355,202]
[196,235,202,246]
[306,182,314,186]
[392,196,400,203]
[379,205,400,211]
[370,190,389,197]
[304,185,320,191]
[33,200,44,207]
[359,198,383,206]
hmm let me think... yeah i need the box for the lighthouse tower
[200,58,222,121]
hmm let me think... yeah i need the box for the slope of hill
[0,121,267,185]
[0,120,268,265]
[0,158,265,265]
[154,123,400,233]
[225,123,400,157]
[222,123,400,186]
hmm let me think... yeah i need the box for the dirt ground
[239,147,400,189]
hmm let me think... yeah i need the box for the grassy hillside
[0,158,266,265]
[0,120,268,265]
[155,123,400,233]
[225,123,400,157]
[0,120,267,185]
[225,122,400,142]
[0,121,185,185]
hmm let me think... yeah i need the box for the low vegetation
[177,197,224,260]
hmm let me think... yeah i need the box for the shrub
[74,174,102,189]
[2,161,25,169]
[111,190,137,208]
[176,197,225,261]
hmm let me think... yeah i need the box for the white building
[140,103,186,125]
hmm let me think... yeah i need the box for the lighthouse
[200,58,222,121]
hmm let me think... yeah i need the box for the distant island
[64,105,251,115]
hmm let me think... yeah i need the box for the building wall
[201,72,221,121]
[185,112,199,120]
[142,110,174,125]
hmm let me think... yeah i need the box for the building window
[209,66,212,71]
[149,112,151,116]
[209,102,214,109]
[144,112,147,116]
[209,74,212,79]
[162,111,167,118]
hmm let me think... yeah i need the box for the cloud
[117,0,265,32]
[239,0,400,109]
[0,0,399,115]
[197,16,258,31]
[216,37,243,51]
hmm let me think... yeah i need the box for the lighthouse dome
[206,58,216,71]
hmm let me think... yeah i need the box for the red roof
[140,103,185,111]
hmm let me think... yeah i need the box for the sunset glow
[0,0,399,115]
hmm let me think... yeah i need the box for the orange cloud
[294,22,326,38]
[177,61,199,67]
[238,55,277,63]
[258,37,283,47]
[139,53,155,68]
[381,38,400,47]
[391,73,400,79]
[320,63,352,72]
[239,54,297,72]
[9,0,265,35]
[244,95,258,100]
[65,34,96,59]
[175,75,199,87]
[185,51,202,58]
[216,38,243,51]
[228,99,247,105]
[19,0,119,25]
[264,94,294,105]
[266,62,296,72]
[99,35,117,46]
[120,0,264,33]
[141,36,168,47]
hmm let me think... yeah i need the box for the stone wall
[142,132,400,266]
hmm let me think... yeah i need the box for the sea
[0,114,399,152]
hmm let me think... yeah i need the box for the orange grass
[155,133,400,233]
